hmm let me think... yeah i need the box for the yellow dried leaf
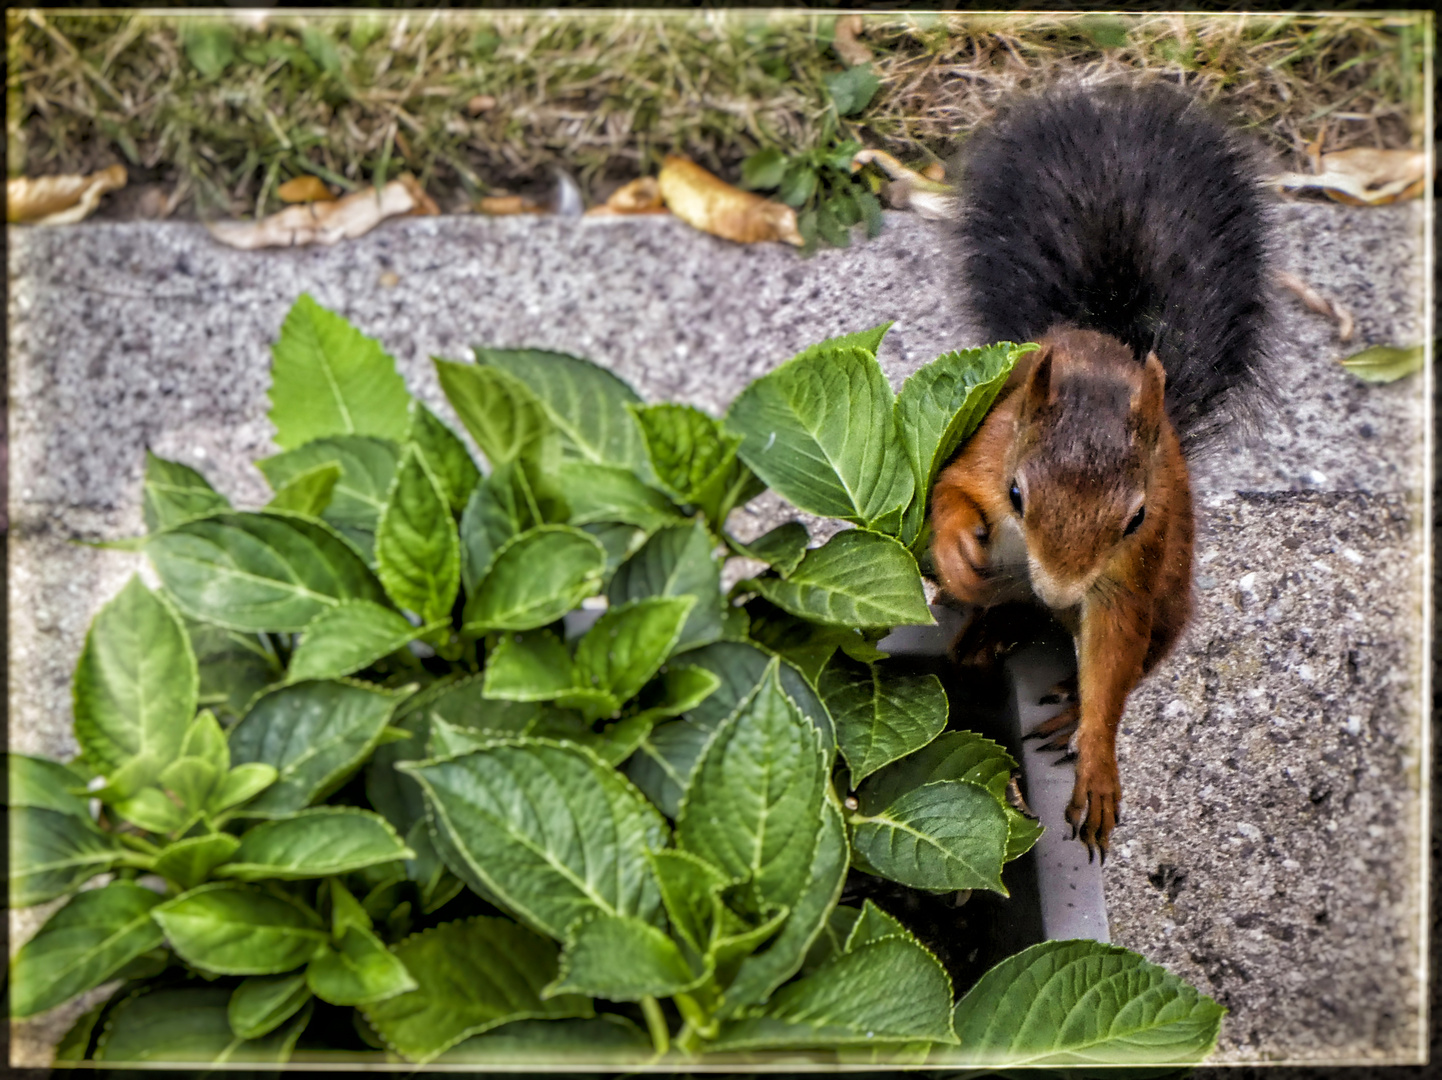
[276,176,335,204]
[833,15,874,66]
[207,177,424,250]
[657,156,802,246]
[584,176,666,216]
[477,194,548,215]
[1272,148,1428,206]
[7,164,127,224]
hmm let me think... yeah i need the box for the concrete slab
[5,200,1428,1066]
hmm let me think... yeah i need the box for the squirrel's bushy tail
[957,81,1272,448]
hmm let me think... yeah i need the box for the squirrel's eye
[1009,481,1024,516]
[1124,505,1146,536]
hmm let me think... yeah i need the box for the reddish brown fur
[930,327,1194,858]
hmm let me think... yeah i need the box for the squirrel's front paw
[931,489,992,603]
[1065,753,1121,863]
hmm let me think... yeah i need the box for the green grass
[6,10,1429,220]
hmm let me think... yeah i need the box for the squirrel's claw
[1038,675,1078,706]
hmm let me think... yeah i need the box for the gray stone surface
[6,200,1427,1066]
[1107,491,1426,1064]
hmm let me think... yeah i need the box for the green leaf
[265,462,341,517]
[402,740,667,938]
[848,780,1010,894]
[153,883,328,975]
[182,22,235,79]
[256,436,400,561]
[586,664,720,765]
[109,786,187,834]
[8,754,90,816]
[607,520,724,654]
[307,923,417,1006]
[181,710,229,774]
[741,147,788,190]
[745,529,932,628]
[861,729,1015,809]
[187,621,280,722]
[677,661,827,913]
[1006,809,1045,860]
[219,808,413,880]
[816,201,850,248]
[376,445,460,624]
[210,762,280,814]
[9,807,121,906]
[574,596,695,707]
[463,525,605,633]
[857,189,885,238]
[9,882,165,1017]
[802,905,863,975]
[159,756,219,814]
[228,680,408,816]
[268,294,411,450]
[434,358,555,468]
[154,833,241,890]
[896,342,1025,543]
[650,848,730,956]
[726,344,913,527]
[143,451,230,532]
[483,629,576,701]
[950,939,1226,1066]
[95,985,311,1063]
[779,161,819,207]
[300,24,342,75]
[73,575,197,787]
[719,798,849,1016]
[715,936,956,1050]
[362,915,593,1064]
[825,63,881,116]
[744,597,881,684]
[627,640,834,817]
[820,653,947,784]
[404,820,467,912]
[550,913,700,1001]
[408,400,482,514]
[796,323,894,361]
[1340,342,1425,384]
[628,402,739,500]
[229,972,312,1040]
[147,512,389,632]
[287,600,418,683]
[554,462,684,530]
[845,898,909,950]
[729,520,810,576]
[439,1015,648,1064]
[477,347,646,470]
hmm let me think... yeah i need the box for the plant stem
[115,832,163,856]
[640,995,670,1057]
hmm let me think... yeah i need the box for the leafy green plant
[741,138,886,252]
[8,295,1224,1067]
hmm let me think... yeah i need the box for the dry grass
[5,10,1429,220]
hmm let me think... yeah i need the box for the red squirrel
[930,83,1271,860]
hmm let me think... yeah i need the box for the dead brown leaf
[466,94,497,116]
[1272,148,1428,206]
[277,176,335,204]
[584,176,666,216]
[851,148,957,220]
[657,156,802,246]
[834,15,874,66]
[7,164,127,224]
[476,194,549,215]
[1276,270,1355,342]
[207,175,433,249]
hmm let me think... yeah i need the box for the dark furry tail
[957,82,1272,449]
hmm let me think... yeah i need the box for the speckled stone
[5,198,1427,1067]
[1106,491,1426,1064]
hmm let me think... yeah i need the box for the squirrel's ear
[1021,345,1054,417]
[1132,351,1167,439]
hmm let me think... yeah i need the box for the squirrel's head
[1006,330,1167,610]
